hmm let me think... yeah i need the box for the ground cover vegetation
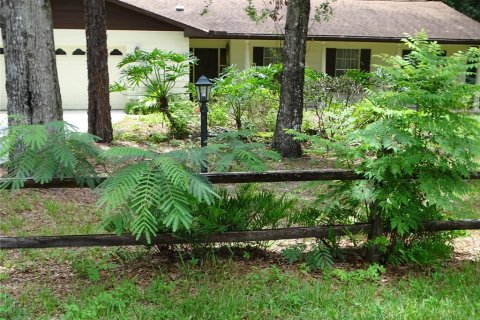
[1,33,480,318]
[0,183,479,318]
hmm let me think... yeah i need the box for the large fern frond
[0,121,101,189]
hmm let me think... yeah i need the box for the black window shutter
[360,49,371,72]
[325,48,336,76]
[253,47,264,66]
[402,50,412,58]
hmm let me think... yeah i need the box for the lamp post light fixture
[195,75,213,172]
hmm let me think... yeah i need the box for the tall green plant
[357,35,480,238]
[111,49,196,138]
[297,33,480,263]
[212,65,280,130]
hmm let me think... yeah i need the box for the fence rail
[1,169,479,263]
[1,169,479,189]
[2,220,480,250]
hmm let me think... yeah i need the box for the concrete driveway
[0,110,126,132]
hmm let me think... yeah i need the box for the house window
[55,48,67,55]
[110,49,123,56]
[0,48,4,54]
[253,47,282,66]
[190,47,227,81]
[219,48,228,74]
[263,47,282,65]
[335,49,360,76]
[467,46,478,85]
[326,48,371,77]
[72,48,86,55]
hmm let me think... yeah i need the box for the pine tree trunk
[272,0,310,158]
[0,0,62,126]
[84,0,113,142]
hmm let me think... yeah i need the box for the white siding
[0,30,189,110]
[0,30,474,111]
[228,40,473,73]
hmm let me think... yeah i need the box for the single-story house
[1,0,479,110]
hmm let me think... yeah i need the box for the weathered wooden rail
[1,169,479,261]
[2,220,480,250]
[2,169,480,189]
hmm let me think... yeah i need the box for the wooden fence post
[365,202,384,263]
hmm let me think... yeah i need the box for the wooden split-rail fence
[1,169,480,262]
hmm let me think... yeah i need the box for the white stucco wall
[0,30,189,110]
[227,39,473,73]
[0,30,475,111]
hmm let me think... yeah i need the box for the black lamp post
[195,75,212,172]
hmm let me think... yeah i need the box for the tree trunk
[84,0,113,142]
[272,0,310,158]
[0,0,62,126]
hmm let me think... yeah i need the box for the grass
[2,260,480,319]
[1,184,479,320]
[448,181,480,220]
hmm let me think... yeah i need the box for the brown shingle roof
[109,0,480,43]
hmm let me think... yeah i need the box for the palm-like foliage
[110,49,197,137]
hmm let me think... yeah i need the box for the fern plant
[98,147,217,242]
[99,131,278,242]
[0,121,100,189]
[1,122,277,243]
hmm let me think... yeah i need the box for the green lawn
[1,180,479,320]
[2,258,480,319]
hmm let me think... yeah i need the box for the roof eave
[191,32,480,45]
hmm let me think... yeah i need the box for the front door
[193,48,219,82]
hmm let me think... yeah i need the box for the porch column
[245,40,251,68]
[321,42,326,74]
[396,44,402,57]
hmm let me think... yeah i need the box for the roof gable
[52,0,182,31]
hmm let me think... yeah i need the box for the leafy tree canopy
[439,0,480,22]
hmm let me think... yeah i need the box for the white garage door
[0,45,127,111]
[56,45,127,110]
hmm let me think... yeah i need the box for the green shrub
[168,98,197,137]
[0,121,100,189]
[208,101,230,127]
[212,65,281,131]
[124,99,153,115]
[295,33,480,265]
[189,184,297,234]
[303,70,364,141]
